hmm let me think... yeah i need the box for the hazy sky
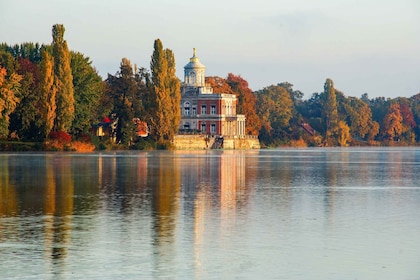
[1,0,419,98]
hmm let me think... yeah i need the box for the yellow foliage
[337,121,350,147]
[290,138,307,147]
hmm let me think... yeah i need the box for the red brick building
[179,49,246,137]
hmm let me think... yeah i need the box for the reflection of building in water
[184,151,247,276]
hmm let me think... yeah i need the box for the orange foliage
[70,141,95,152]
[205,76,233,94]
[227,73,261,136]
[290,138,307,147]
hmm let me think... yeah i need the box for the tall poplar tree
[38,49,56,139]
[322,78,338,143]
[149,39,181,145]
[52,24,74,132]
[165,48,181,140]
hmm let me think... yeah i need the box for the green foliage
[70,51,103,134]
[130,137,156,150]
[255,84,293,146]
[105,58,149,145]
[8,58,41,141]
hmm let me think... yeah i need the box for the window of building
[201,105,207,114]
[211,123,216,134]
[211,105,216,115]
[201,123,206,132]
[184,101,190,116]
[192,107,196,115]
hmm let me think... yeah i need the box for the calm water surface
[0,148,419,279]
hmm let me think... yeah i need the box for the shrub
[49,131,72,143]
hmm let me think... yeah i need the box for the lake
[0,148,419,279]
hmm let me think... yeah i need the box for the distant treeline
[1,24,419,150]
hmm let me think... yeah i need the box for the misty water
[0,148,419,279]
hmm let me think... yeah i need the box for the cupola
[184,48,206,86]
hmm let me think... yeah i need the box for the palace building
[179,49,246,137]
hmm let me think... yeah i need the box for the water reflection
[0,148,419,279]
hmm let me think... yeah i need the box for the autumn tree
[38,50,57,139]
[52,24,74,132]
[256,85,293,145]
[165,48,181,139]
[322,78,338,144]
[366,121,380,142]
[341,96,373,139]
[382,102,403,141]
[205,76,233,94]
[0,66,21,138]
[277,82,307,141]
[226,73,261,135]
[9,57,42,141]
[148,39,181,146]
[337,120,350,146]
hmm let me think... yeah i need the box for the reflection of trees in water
[0,155,75,268]
[44,156,74,264]
[0,155,18,217]
[151,155,180,277]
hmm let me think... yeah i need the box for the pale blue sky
[1,0,419,98]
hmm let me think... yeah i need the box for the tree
[165,48,181,140]
[322,78,338,143]
[226,73,261,135]
[148,39,181,146]
[70,51,103,134]
[9,57,42,141]
[38,50,56,139]
[382,102,403,141]
[256,85,293,144]
[0,66,21,138]
[52,24,74,132]
[106,58,138,144]
[206,76,233,94]
[337,120,350,146]
[342,96,373,139]
[366,120,380,142]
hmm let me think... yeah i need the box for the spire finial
[193,48,196,57]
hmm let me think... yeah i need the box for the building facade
[179,49,246,137]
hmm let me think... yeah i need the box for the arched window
[189,71,196,85]
[184,101,190,115]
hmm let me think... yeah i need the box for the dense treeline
[1,24,420,150]
[0,25,180,150]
